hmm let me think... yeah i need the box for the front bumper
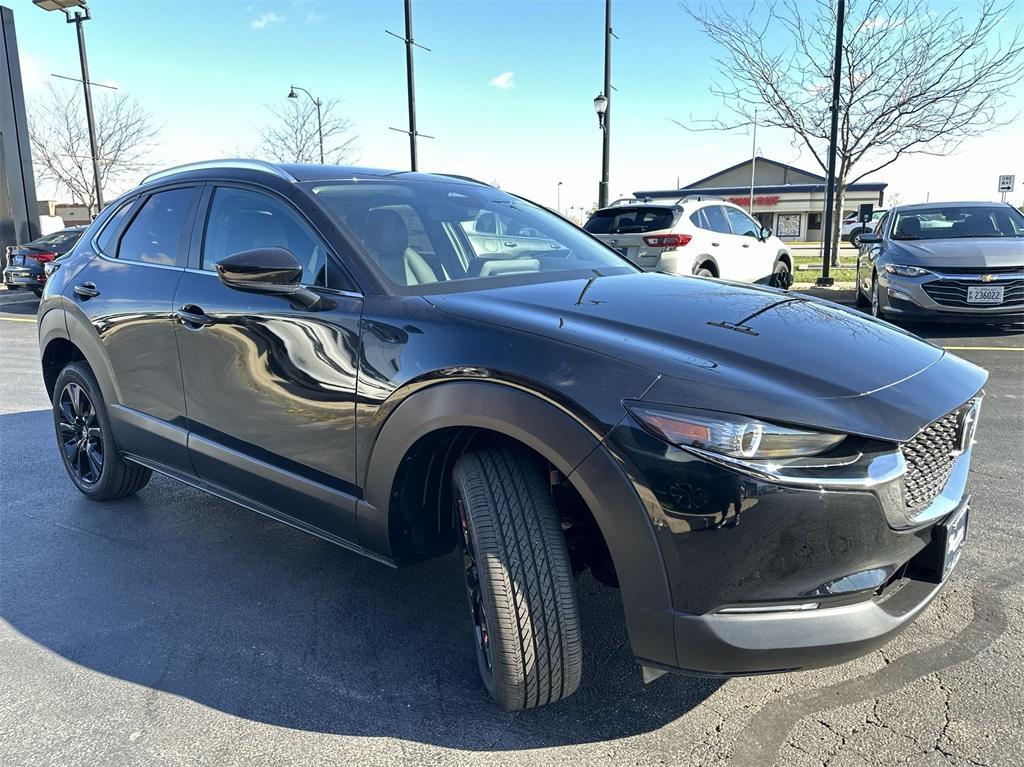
[606,397,978,677]
[879,269,1024,322]
[661,500,966,675]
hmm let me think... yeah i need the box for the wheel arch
[691,254,719,277]
[358,380,678,667]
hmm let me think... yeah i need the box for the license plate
[967,285,1003,304]
[939,506,969,579]
[12,255,23,266]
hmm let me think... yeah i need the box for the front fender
[358,380,678,668]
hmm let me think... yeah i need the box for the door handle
[176,304,213,328]
[711,242,720,247]
[74,282,99,298]
[502,242,518,247]
[742,243,750,248]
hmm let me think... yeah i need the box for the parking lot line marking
[943,345,1024,351]
[0,316,36,323]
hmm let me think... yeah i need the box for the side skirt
[120,451,397,569]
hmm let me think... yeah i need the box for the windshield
[583,206,677,234]
[891,206,1024,240]
[309,179,636,292]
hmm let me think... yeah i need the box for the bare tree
[679,0,1024,264]
[30,84,159,215]
[255,98,358,165]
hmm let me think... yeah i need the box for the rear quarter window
[584,207,677,234]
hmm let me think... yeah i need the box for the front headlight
[884,264,931,277]
[627,404,846,459]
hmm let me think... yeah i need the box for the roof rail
[141,159,297,185]
[433,173,491,186]
[675,194,722,204]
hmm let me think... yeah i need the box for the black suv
[39,161,985,711]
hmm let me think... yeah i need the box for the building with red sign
[634,157,886,242]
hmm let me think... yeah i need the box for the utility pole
[816,0,845,287]
[387,0,432,171]
[748,108,757,214]
[599,0,612,209]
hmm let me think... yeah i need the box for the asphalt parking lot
[1,293,1022,767]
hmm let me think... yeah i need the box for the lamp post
[557,181,563,214]
[594,93,609,208]
[33,0,103,213]
[287,85,324,164]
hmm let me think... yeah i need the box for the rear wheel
[452,446,582,711]
[695,265,715,278]
[850,229,865,248]
[52,362,151,500]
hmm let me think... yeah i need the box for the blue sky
[14,0,1024,213]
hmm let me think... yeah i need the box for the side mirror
[216,247,320,307]
[858,234,882,245]
[759,226,773,241]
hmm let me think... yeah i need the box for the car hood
[886,238,1024,268]
[428,273,987,442]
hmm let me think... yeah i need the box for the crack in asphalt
[727,562,1017,767]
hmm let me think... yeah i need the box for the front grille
[923,278,1024,308]
[930,266,1024,275]
[901,409,962,513]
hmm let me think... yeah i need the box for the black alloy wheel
[57,381,103,485]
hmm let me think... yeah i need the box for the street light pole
[598,0,612,209]
[557,181,563,215]
[287,85,324,163]
[34,1,103,213]
[403,0,418,171]
[817,0,846,288]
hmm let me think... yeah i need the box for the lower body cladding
[606,419,972,677]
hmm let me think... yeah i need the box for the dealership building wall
[635,157,887,242]
[1,5,40,251]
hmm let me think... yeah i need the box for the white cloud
[251,11,284,30]
[488,72,515,90]
[18,52,46,92]
[305,10,325,24]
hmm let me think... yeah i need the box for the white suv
[584,198,792,286]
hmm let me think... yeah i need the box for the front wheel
[769,259,792,290]
[850,230,865,248]
[452,446,582,711]
[870,271,891,322]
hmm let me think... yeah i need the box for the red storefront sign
[728,195,780,207]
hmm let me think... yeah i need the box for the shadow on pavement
[0,408,721,749]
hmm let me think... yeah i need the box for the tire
[452,446,582,711]
[695,265,715,278]
[850,230,864,248]
[770,259,792,290]
[52,361,152,501]
[32,288,43,298]
[855,258,870,307]
[870,271,891,322]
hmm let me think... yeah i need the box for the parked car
[842,208,887,247]
[40,160,986,711]
[583,198,793,287]
[856,202,1024,323]
[3,226,87,296]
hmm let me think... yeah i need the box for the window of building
[807,212,822,230]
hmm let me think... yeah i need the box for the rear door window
[117,187,198,267]
[584,207,677,234]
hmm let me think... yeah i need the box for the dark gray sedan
[856,202,1024,324]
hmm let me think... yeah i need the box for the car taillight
[642,234,692,248]
[27,252,57,263]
